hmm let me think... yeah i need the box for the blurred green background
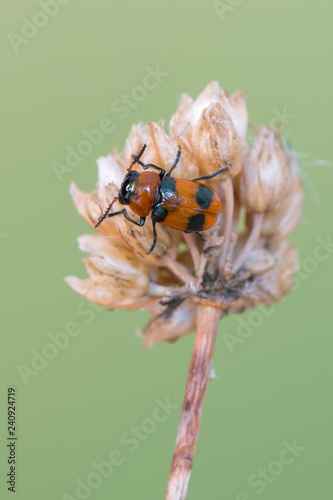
[1,1,332,499]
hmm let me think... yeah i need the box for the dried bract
[237,126,293,213]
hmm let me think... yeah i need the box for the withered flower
[66,82,302,500]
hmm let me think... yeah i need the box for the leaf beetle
[95,144,229,254]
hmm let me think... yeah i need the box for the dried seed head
[67,82,303,347]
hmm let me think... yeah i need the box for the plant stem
[232,212,264,273]
[162,254,194,285]
[219,176,235,273]
[166,305,221,500]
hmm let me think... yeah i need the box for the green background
[1,1,332,499]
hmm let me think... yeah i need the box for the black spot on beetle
[161,176,176,194]
[152,204,168,222]
[195,184,213,209]
[186,213,205,232]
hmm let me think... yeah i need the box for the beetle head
[118,170,139,205]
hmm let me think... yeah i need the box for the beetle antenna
[94,197,118,228]
[128,144,147,172]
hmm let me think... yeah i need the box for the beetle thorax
[129,171,161,217]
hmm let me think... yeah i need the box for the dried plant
[66,82,302,499]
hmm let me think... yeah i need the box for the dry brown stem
[166,305,221,500]
[233,212,264,273]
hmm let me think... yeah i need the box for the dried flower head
[66,82,302,348]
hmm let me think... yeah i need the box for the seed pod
[149,122,199,179]
[192,103,242,179]
[139,298,196,348]
[261,178,303,243]
[170,81,248,148]
[242,248,275,275]
[237,126,293,213]
[65,276,152,309]
[186,81,223,128]
[255,242,299,301]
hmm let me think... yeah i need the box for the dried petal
[78,233,149,287]
[229,91,248,143]
[82,258,149,300]
[169,93,194,146]
[122,122,150,166]
[97,154,125,191]
[70,182,117,235]
[65,276,152,309]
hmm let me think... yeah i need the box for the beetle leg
[195,231,205,241]
[127,144,147,172]
[95,196,118,228]
[192,160,231,182]
[147,221,157,255]
[166,145,181,177]
[108,209,146,227]
[143,163,166,178]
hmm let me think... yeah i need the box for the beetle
[95,144,229,254]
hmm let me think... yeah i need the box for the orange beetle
[95,144,229,254]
